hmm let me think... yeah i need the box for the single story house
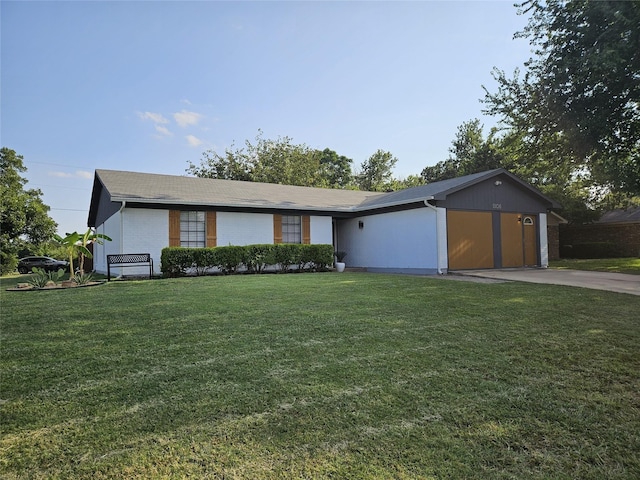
[88,168,561,276]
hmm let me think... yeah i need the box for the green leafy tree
[187,143,252,181]
[421,120,506,183]
[187,131,355,189]
[250,134,321,187]
[483,0,640,196]
[317,148,353,188]
[355,150,398,192]
[1,147,57,275]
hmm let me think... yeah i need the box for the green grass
[550,257,640,275]
[1,272,639,479]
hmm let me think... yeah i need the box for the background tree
[1,147,57,275]
[317,148,353,188]
[483,0,640,197]
[355,150,398,192]
[421,120,506,183]
[187,131,355,189]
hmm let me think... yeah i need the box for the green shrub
[161,247,195,277]
[273,243,297,272]
[217,246,244,274]
[160,244,335,277]
[74,272,94,285]
[192,248,218,275]
[27,267,65,288]
[307,244,335,271]
[243,244,274,273]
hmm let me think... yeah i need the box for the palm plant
[78,229,111,274]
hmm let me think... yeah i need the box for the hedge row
[161,244,335,277]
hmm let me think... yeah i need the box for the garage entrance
[447,210,494,270]
[447,210,539,270]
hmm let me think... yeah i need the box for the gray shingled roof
[597,206,640,224]
[94,169,383,212]
[90,168,559,222]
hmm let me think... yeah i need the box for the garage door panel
[447,211,494,270]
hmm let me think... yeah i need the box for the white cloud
[49,171,73,178]
[155,125,173,136]
[137,111,169,124]
[186,135,203,147]
[174,110,203,128]
[49,170,93,179]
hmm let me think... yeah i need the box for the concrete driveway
[456,268,640,296]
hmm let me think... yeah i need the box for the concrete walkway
[455,268,640,296]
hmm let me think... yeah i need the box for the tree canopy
[483,0,640,196]
[1,147,57,274]
[354,150,398,192]
[187,131,418,192]
[187,131,355,189]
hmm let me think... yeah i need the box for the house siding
[122,208,168,275]
[310,215,333,245]
[94,212,122,275]
[218,212,274,246]
[337,207,439,274]
[93,208,167,275]
[442,175,549,213]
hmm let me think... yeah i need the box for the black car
[17,256,70,274]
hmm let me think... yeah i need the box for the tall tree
[187,131,354,189]
[1,147,57,274]
[483,0,640,196]
[356,150,398,192]
[317,148,353,188]
[421,120,505,183]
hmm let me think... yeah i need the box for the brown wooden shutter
[169,210,181,247]
[206,211,217,247]
[273,214,282,244]
[302,215,311,244]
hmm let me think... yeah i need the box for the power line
[27,160,94,170]
[50,208,88,212]
[30,183,91,191]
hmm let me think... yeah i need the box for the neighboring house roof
[88,168,560,226]
[596,206,640,224]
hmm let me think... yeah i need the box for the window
[180,211,205,247]
[281,215,302,243]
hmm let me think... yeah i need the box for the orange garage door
[447,210,494,270]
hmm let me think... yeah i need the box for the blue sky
[2,1,531,236]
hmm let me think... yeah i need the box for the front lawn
[550,257,640,275]
[1,273,639,478]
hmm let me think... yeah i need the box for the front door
[500,213,538,267]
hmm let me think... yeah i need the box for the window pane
[180,211,206,247]
[281,215,301,244]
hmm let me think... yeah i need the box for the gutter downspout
[119,200,126,254]
[423,198,445,274]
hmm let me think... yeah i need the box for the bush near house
[161,243,334,277]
